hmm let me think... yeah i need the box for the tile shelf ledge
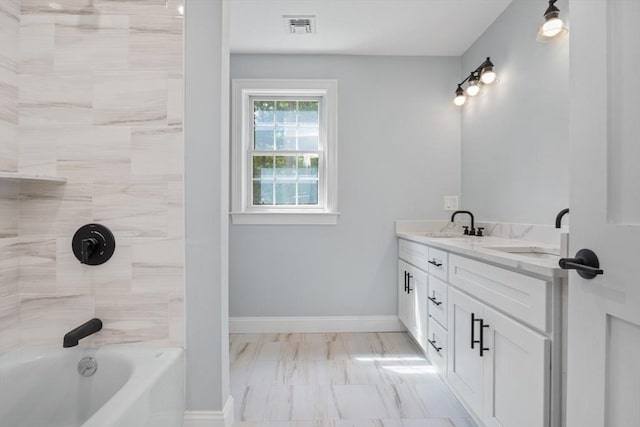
[0,171,67,184]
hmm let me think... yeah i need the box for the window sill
[230,212,340,225]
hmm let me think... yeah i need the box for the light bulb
[541,17,563,37]
[466,83,480,97]
[454,95,466,106]
[481,69,496,85]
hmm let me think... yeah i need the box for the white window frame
[231,79,339,225]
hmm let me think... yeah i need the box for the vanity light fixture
[537,0,568,42]
[452,57,497,107]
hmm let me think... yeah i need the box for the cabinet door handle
[404,271,408,292]
[478,318,490,357]
[427,296,442,306]
[407,273,413,293]
[428,260,443,268]
[471,312,477,349]
[428,338,442,353]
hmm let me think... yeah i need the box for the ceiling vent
[283,15,316,34]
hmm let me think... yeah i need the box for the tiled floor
[230,332,477,427]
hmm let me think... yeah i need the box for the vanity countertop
[396,231,567,279]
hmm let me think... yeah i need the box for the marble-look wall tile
[19,15,54,74]
[19,127,57,175]
[131,126,182,178]
[131,237,183,292]
[21,0,93,15]
[19,73,93,125]
[167,76,183,126]
[0,237,20,297]
[19,292,94,346]
[56,126,131,182]
[54,14,129,71]
[19,181,92,237]
[94,0,183,17]
[18,238,56,293]
[129,15,182,72]
[94,291,169,345]
[93,179,167,237]
[0,294,20,351]
[167,179,184,238]
[0,179,18,236]
[55,236,131,292]
[168,292,183,346]
[93,71,167,126]
[0,121,18,172]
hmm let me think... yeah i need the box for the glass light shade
[481,69,497,85]
[542,17,563,37]
[453,95,466,106]
[466,84,480,97]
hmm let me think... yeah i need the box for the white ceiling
[229,0,512,56]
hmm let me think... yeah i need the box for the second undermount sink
[484,246,561,261]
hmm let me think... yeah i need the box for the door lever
[559,248,603,279]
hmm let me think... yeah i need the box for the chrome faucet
[451,210,477,236]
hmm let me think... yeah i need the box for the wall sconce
[452,57,497,107]
[537,0,568,42]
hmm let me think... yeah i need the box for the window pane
[275,156,297,179]
[275,127,297,150]
[297,155,318,178]
[298,101,319,124]
[253,156,274,179]
[254,126,274,150]
[276,100,296,124]
[298,181,318,205]
[254,100,274,124]
[253,181,273,205]
[275,183,297,205]
[297,126,319,150]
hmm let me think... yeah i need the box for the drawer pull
[428,338,442,353]
[427,296,442,306]
[428,259,443,267]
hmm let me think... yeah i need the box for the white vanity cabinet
[398,237,562,427]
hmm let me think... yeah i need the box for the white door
[447,287,484,419]
[566,1,640,426]
[482,306,550,427]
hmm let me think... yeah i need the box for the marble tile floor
[230,332,477,427]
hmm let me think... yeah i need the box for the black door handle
[478,318,490,357]
[471,312,476,349]
[404,271,408,292]
[559,248,604,279]
[427,296,442,306]
[428,260,443,267]
[428,338,442,353]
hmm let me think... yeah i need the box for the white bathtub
[0,346,184,427]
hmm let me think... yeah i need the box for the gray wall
[461,0,570,224]
[185,0,230,411]
[230,55,461,317]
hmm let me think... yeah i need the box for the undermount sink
[485,246,561,261]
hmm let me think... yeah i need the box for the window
[231,79,338,225]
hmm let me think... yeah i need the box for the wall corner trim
[184,396,234,427]
[229,315,404,333]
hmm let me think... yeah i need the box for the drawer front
[427,247,448,281]
[427,275,448,329]
[399,239,429,271]
[449,254,551,332]
[427,317,447,376]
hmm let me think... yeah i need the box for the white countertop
[396,231,567,279]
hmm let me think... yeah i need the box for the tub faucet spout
[63,318,103,348]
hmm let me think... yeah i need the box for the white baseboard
[183,396,233,427]
[229,315,404,334]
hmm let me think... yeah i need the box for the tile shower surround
[0,0,184,351]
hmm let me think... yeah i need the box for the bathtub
[0,346,184,427]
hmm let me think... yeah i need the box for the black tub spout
[63,318,103,348]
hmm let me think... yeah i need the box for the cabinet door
[483,306,550,427]
[447,287,485,419]
[412,267,428,351]
[398,260,414,333]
